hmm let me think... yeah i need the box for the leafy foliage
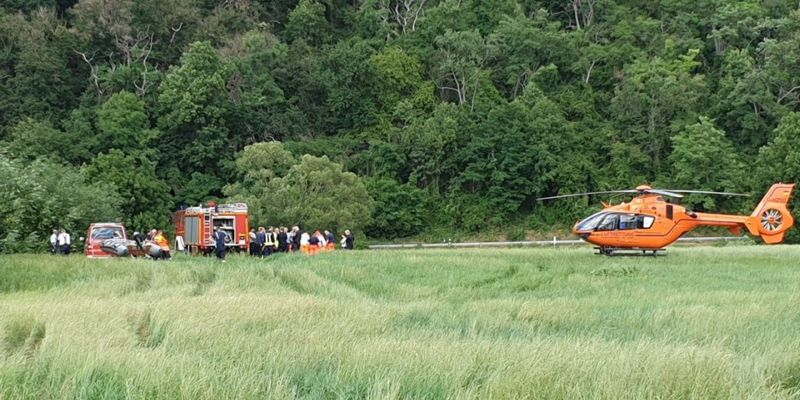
[0,153,122,252]
[82,149,172,231]
[226,143,373,234]
[364,177,427,238]
[669,117,744,210]
[3,0,800,251]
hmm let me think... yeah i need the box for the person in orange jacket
[154,230,171,259]
[308,230,320,255]
[324,230,335,251]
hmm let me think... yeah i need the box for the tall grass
[1,246,799,399]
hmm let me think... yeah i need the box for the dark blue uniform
[214,230,228,261]
[256,231,266,257]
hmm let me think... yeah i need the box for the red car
[84,223,127,258]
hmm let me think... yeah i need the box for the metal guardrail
[367,236,750,250]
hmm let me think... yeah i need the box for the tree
[708,1,766,55]
[158,41,230,128]
[318,38,380,132]
[130,0,202,65]
[4,118,68,163]
[453,85,579,225]
[404,103,462,192]
[668,117,744,210]
[0,9,86,135]
[1,1,58,13]
[367,0,429,37]
[431,29,494,110]
[758,35,800,111]
[224,142,297,224]
[70,0,158,96]
[364,177,426,238]
[271,155,373,234]
[82,149,172,230]
[0,153,122,253]
[271,40,325,136]
[369,47,426,113]
[228,31,291,144]
[710,49,775,151]
[225,143,372,234]
[611,50,705,178]
[157,41,233,200]
[283,0,330,46]
[1,0,797,242]
[97,91,157,153]
[754,112,800,242]
[490,12,564,99]
[756,112,800,188]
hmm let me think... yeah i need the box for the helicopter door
[619,214,638,230]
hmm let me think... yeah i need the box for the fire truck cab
[174,202,249,254]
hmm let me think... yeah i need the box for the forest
[2,0,800,251]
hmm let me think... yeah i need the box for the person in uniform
[214,227,228,262]
[249,228,258,256]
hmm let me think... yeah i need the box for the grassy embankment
[1,245,800,399]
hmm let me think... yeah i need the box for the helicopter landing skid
[594,247,665,257]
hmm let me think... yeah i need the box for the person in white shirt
[248,228,257,256]
[50,229,59,254]
[300,231,310,253]
[57,229,71,255]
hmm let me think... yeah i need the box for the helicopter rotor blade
[536,190,637,201]
[658,189,750,197]
[644,189,683,198]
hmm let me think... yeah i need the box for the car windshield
[91,226,124,240]
[576,212,607,231]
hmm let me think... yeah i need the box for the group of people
[46,224,353,261]
[131,229,172,259]
[49,229,71,255]
[246,226,355,258]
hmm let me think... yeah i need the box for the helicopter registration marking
[595,232,637,239]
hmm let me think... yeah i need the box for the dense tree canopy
[226,143,373,234]
[3,0,800,251]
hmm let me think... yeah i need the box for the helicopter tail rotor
[744,183,796,244]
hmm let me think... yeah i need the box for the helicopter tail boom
[744,183,796,244]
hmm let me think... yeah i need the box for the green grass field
[1,245,800,399]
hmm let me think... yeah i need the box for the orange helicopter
[538,183,795,255]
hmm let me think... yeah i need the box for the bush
[505,225,527,241]
[364,177,427,238]
[0,154,123,253]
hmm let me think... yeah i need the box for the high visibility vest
[155,234,169,250]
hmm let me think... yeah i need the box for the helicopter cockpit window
[596,214,619,231]
[576,212,606,231]
[578,212,655,231]
[619,214,638,230]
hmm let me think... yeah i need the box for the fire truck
[174,202,250,254]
